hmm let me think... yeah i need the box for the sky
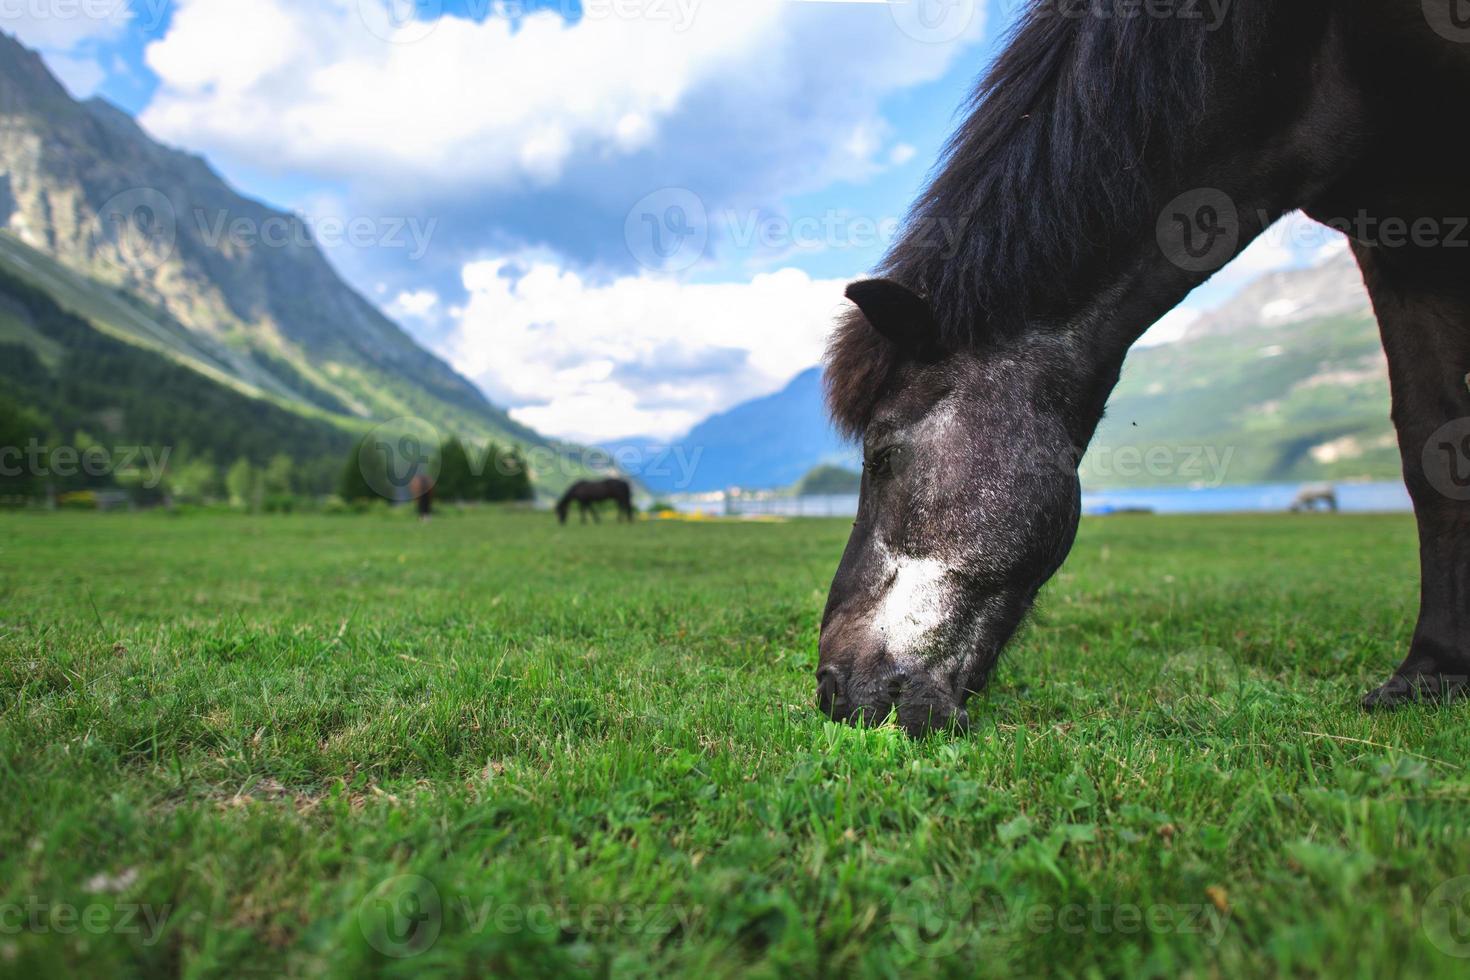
[5,0,1345,443]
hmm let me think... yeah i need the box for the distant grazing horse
[557,479,634,525]
[817,2,1470,735]
[1290,484,1339,513]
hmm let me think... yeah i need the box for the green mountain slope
[0,30,599,494]
[0,264,354,488]
[1085,257,1397,488]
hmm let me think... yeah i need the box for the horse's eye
[865,446,900,478]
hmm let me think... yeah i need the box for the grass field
[4,508,1470,976]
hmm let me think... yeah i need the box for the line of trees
[339,435,533,504]
[0,266,539,511]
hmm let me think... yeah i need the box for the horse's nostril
[886,671,908,701]
[816,667,847,715]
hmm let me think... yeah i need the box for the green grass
[3,509,1469,977]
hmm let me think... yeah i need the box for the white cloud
[443,256,849,442]
[387,288,440,320]
[138,0,985,202]
[1136,306,1199,348]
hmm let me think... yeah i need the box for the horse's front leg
[1356,243,1470,707]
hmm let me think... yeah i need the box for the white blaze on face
[872,556,955,657]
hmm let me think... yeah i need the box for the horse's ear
[845,279,943,359]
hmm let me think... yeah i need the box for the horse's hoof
[1362,671,1470,711]
[1362,675,1415,711]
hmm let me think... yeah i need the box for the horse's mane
[827,1,1268,438]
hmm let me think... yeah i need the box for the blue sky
[7,0,1339,442]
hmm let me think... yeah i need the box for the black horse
[556,479,635,525]
[818,1,1470,735]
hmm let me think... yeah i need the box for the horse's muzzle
[815,664,969,737]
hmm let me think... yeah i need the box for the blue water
[674,481,1413,518]
[1080,481,1412,515]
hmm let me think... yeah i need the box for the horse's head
[555,494,571,525]
[817,279,1083,736]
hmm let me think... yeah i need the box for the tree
[0,393,41,499]
[263,454,295,495]
[339,437,380,502]
[168,456,223,503]
[226,457,260,510]
[437,437,474,502]
[501,449,534,502]
[796,464,861,496]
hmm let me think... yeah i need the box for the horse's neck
[1041,13,1367,443]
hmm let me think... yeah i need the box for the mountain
[1182,249,1370,338]
[1084,251,1395,487]
[640,250,1397,494]
[0,31,575,474]
[604,367,857,494]
[0,262,354,493]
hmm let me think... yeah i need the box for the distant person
[556,479,634,525]
[411,473,433,521]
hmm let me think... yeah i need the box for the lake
[673,481,1414,518]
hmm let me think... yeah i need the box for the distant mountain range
[616,249,1397,493]
[0,28,1402,499]
[602,367,857,495]
[0,31,590,492]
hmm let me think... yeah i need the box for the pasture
[3,509,1469,976]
